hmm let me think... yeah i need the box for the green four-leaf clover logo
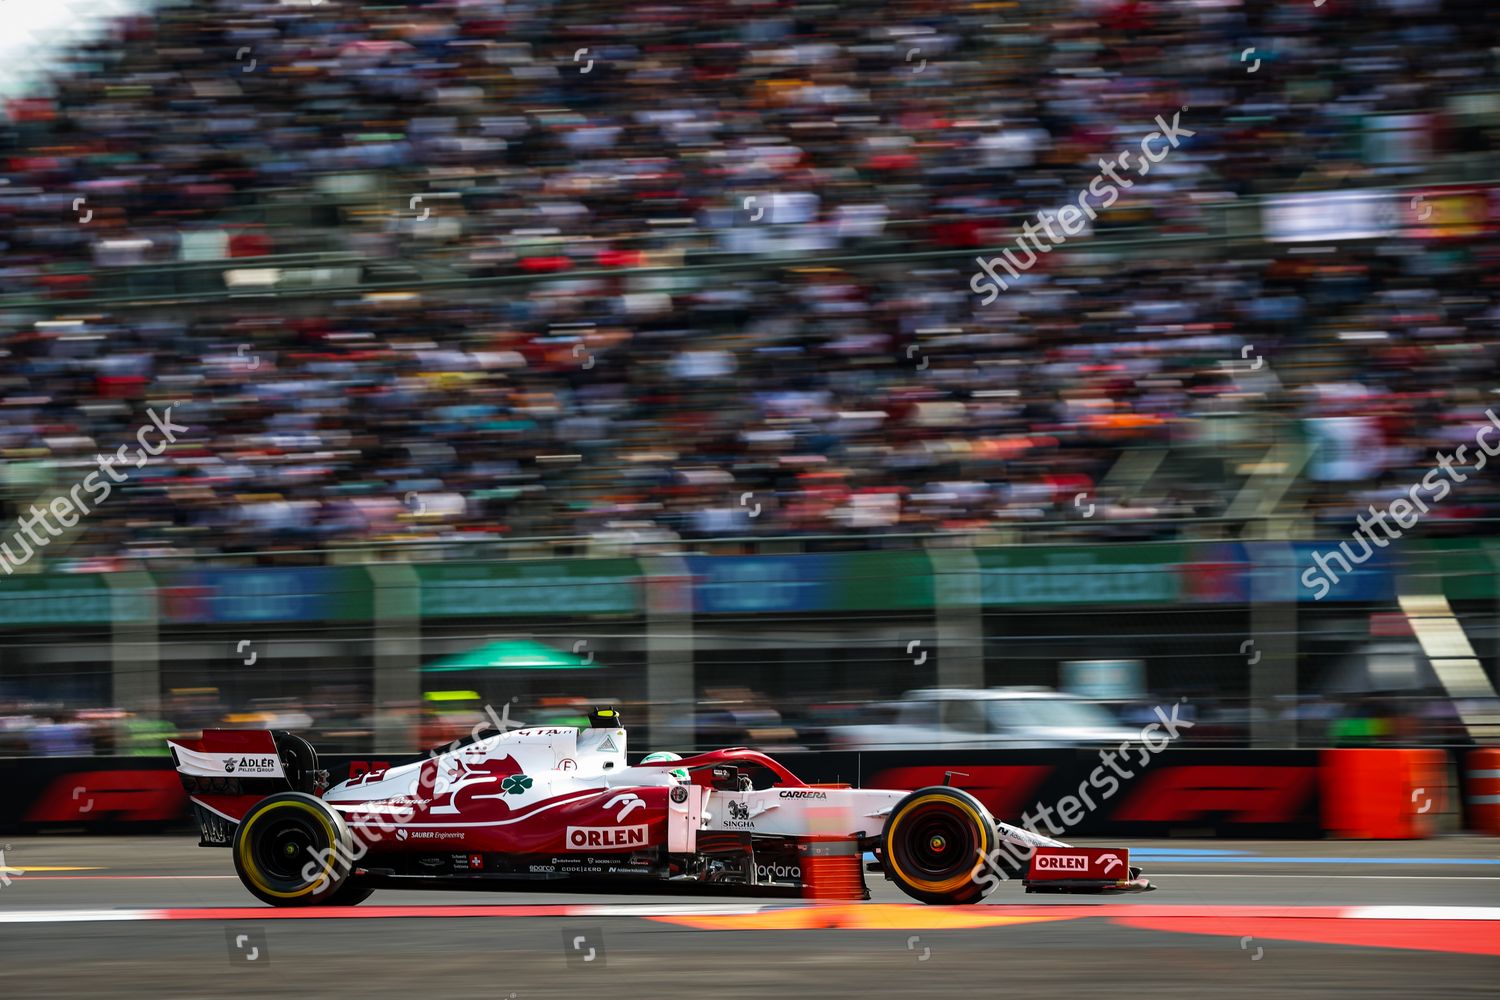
[501,774,533,795]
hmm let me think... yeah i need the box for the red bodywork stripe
[172,730,279,754]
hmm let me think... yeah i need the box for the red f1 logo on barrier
[24,771,185,823]
[1112,766,1316,824]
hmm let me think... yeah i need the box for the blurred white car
[833,687,1141,750]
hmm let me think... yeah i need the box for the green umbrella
[421,639,598,673]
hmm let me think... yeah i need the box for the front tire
[232,792,357,907]
[880,786,997,905]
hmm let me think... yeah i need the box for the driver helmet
[640,751,688,780]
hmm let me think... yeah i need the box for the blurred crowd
[0,705,173,756]
[1,0,1499,561]
[0,687,1478,756]
[8,249,1500,561]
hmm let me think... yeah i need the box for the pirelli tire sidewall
[232,792,356,907]
[323,877,376,907]
[880,786,997,905]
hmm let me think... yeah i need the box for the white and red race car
[168,709,1152,906]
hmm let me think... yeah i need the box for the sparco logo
[777,790,827,799]
[1034,854,1091,871]
[567,825,648,850]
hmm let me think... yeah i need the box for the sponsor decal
[500,774,534,795]
[777,790,827,800]
[530,865,557,873]
[223,756,279,775]
[604,792,646,822]
[566,825,649,850]
[670,785,689,804]
[756,863,802,881]
[171,741,287,780]
[1024,846,1132,883]
[409,830,465,841]
[396,828,409,841]
[724,800,756,829]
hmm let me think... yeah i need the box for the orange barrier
[800,838,865,900]
[1320,749,1447,839]
[800,801,865,900]
[1463,748,1500,835]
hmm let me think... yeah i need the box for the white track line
[0,910,160,923]
[1345,906,1500,920]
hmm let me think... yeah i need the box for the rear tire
[880,787,997,905]
[232,792,357,907]
[323,878,375,906]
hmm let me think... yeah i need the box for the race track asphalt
[1,836,1496,998]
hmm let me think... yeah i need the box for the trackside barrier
[1319,749,1451,839]
[800,798,866,900]
[800,839,865,901]
[0,748,1490,837]
[1464,748,1500,834]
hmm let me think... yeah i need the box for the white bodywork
[323,725,640,807]
[317,724,1065,856]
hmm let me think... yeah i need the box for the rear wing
[166,729,323,846]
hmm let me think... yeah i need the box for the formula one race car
[167,709,1152,906]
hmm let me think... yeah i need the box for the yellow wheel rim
[237,799,340,899]
[885,793,992,895]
